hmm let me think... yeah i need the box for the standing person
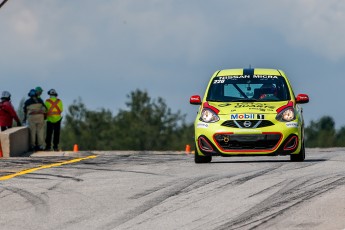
[35,86,43,99]
[34,86,44,147]
[44,89,63,151]
[0,91,21,131]
[23,89,46,151]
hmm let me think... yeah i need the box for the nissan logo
[243,121,252,128]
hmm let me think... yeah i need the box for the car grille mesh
[214,133,281,150]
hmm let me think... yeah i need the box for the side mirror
[296,94,309,104]
[190,95,202,105]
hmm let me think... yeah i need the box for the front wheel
[194,145,212,163]
[290,143,305,162]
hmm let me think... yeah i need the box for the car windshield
[206,75,291,102]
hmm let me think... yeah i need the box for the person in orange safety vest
[44,89,63,151]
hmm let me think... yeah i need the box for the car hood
[206,101,291,115]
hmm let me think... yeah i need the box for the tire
[194,145,212,163]
[290,142,305,162]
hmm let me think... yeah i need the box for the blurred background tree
[60,90,194,151]
[305,116,336,147]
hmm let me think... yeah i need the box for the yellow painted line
[0,155,97,181]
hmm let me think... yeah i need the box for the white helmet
[48,89,58,96]
[1,91,11,99]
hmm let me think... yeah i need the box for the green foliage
[305,116,340,148]
[60,97,116,150]
[335,127,345,147]
[60,90,194,151]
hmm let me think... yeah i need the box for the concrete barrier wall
[0,127,29,157]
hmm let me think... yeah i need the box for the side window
[276,81,289,100]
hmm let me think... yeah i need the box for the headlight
[276,107,295,122]
[199,108,220,123]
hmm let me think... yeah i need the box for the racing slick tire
[290,142,305,162]
[194,145,212,163]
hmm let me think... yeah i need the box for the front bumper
[195,120,302,157]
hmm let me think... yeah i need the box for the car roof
[215,68,286,77]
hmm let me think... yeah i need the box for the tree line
[304,116,345,148]
[15,89,344,150]
[59,89,194,151]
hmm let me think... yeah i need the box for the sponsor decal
[219,75,251,80]
[248,108,273,112]
[218,103,232,107]
[190,95,201,102]
[257,114,265,119]
[231,114,255,120]
[230,114,265,120]
[234,103,275,110]
[286,122,298,128]
[253,75,279,79]
[213,79,225,84]
[197,123,209,128]
[217,75,279,80]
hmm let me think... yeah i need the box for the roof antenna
[249,64,252,69]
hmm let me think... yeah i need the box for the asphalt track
[0,149,345,230]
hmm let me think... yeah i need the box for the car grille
[214,133,281,150]
[221,120,275,128]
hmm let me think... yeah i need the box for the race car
[190,68,309,163]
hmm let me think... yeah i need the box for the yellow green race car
[190,68,309,163]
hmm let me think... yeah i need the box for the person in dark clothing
[0,91,21,131]
[23,89,46,151]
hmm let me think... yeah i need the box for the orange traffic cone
[73,144,79,152]
[185,144,191,154]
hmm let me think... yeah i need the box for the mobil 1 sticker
[230,114,265,120]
